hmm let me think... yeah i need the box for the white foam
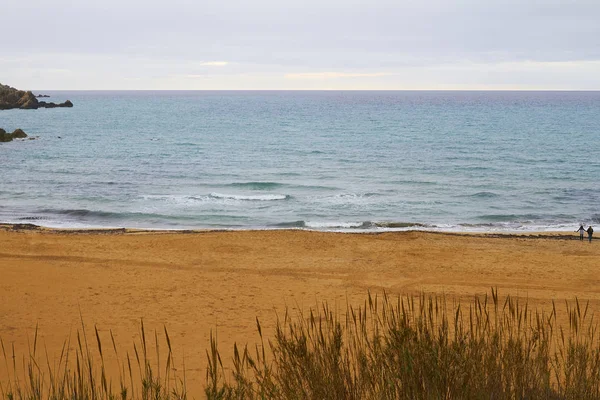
[304,221,365,229]
[209,192,288,201]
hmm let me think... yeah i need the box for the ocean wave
[224,181,285,190]
[274,172,301,177]
[304,221,367,229]
[450,222,581,233]
[141,193,291,204]
[174,142,200,147]
[370,221,427,228]
[1,209,588,233]
[464,191,500,198]
[475,213,579,224]
[142,195,203,204]
[342,192,380,198]
[27,208,234,227]
[270,220,307,228]
[18,216,51,221]
[38,208,121,218]
[270,220,427,230]
[34,208,189,222]
[385,179,438,186]
[209,192,290,201]
[287,184,341,191]
[476,214,543,222]
[308,192,382,204]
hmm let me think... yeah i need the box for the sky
[1,0,599,90]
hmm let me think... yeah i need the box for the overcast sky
[2,0,599,90]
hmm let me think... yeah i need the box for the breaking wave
[209,193,290,201]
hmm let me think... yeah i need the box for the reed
[2,290,600,399]
[206,289,600,399]
[0,319,186,400]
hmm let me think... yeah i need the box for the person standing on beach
[576,225,586,241]
[587,226,594,243]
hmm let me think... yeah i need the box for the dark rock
[1,83,73,110]
[11,223,40,231]
[38,100,73,108]
[12,129,28,138]
[0,128,11,142]
[0,128,29,142]
[36,94,50,98]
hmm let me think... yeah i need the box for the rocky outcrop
[38,100,73,108]
[0,128,29,142]
[0,83,73,110]
[11,128,28,138]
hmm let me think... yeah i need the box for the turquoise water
[1,91,599,231]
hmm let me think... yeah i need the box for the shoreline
[1,226,597,392]
[0,222,582,238]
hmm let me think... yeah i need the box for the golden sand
[0,226,598,392]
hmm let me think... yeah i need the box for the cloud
[285,72,392,79]
[3,0,600,89]
[199,61,229,66]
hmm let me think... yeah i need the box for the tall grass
[0,319,186,400]
[3,290,600,399]
[206,289,600,399]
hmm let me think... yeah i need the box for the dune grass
[3,289,600,399]
[205,289,600,399]
[0,318,186,400]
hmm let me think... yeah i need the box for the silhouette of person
[576,225,586,241]
[587,226,594,243]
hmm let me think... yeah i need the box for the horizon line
[29,88,600,92]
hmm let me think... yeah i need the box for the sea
[1,91,599,232]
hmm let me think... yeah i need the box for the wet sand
[0,226,598,392]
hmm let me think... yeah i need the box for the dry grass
[0,318,186,400]
[206,289,600,399]
[3,289,600,399]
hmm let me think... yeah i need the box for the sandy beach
[0,226,598,392]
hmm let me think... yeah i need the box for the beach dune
[0,227,598,393]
